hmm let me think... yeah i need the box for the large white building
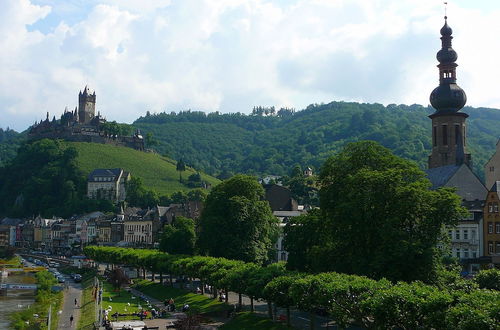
[87,168,130,202]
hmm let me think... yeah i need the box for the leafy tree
[159,216,196,255]
[125,176,159,208]
[0,139,114,217]
[197,175,279,264]
[109,268,130,291]
[317,141,466,282]
[187,188,208,202]
[475,268,500,290]
[176,158,186,182]
[283,209,323,272]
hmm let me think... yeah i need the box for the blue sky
[1,0,500,131]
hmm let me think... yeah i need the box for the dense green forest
[134,102,500,180]
[0,128,24,166]
[3,102,500,181]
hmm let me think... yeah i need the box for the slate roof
[88,168,123,181]
[1,218,24,226]
[425,165,460,190]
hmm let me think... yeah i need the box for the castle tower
[428,16,471,169]
[78,86,96,124]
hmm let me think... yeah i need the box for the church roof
[425,164,460,190]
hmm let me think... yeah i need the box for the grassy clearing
[133,280,230,314]
[220,312,295,330]
[70,142,219,195]
[101,281,154,321]
[0,256,22,266]
[76,272,98,330]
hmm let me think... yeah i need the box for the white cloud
[1,0,499,131]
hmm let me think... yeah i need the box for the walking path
[57,275,82,330]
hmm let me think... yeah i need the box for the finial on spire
[444,1,448,19]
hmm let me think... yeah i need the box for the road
[57,274,82,330]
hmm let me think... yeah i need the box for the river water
[0,273,37,329]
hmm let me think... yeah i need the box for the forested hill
[0,128,24,166]
[133,102,500,180]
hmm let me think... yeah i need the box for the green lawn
[69,142,220,195]
[133,280,230,314]
[101,282,147,320]
[220,312,295,330]
[77,276,97,330]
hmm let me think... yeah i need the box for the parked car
[74,274,82,283]
[57,276,65,283]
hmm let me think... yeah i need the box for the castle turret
[428,16,471,169]
[78,85,96,124]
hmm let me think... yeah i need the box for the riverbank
[9,271,63,329]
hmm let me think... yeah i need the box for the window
[497,223,500,234]
[433,126,437,146]
[471,229,476,240]
[472,251,477,258]
[456,249,460,258]
[491,166,495,172]
[448,230,452,239]
[455,125,460,145]
[463,248,469,258]
[489,203,493,213]
[488,222,494,234]
[497,242,500,254]
[488,242,494,254]
[495,203,499,213]
[463,230,468,240]
[442,125,448,145]
[455,230,460,240]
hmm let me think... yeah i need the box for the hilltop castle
[29,86,144,151]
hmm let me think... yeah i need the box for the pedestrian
[70,314,74,326]
[74,298,78,307]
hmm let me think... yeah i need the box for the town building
[28,86,145,151]
[87,168,130,202]
[485,140,500,191]
[483,181,500,266]
[424,17,487,272]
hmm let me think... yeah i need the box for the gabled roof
[88,168,123,181]
[425,165,460,190]
[0,218,24,226]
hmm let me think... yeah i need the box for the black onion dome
[430,83,467,113]
[440,18,452,36]
[437,47,457,63]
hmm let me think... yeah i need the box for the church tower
[78,86,96,124]
[428,16,471,169]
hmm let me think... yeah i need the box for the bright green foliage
[132,103,500,180]
[159,216,196,255]
[85,247,500,330]
[10,271,63,330]
[220,312,293,330]
[475,268,500,290]
[313,141,467,282]
[197,175,279,264]
[133,280,229,314]
[100,121,133,136]
[69,142,219,195]
[0,139,115,217]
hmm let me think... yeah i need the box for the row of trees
[84,246,500,329]
[125,176,208,208]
